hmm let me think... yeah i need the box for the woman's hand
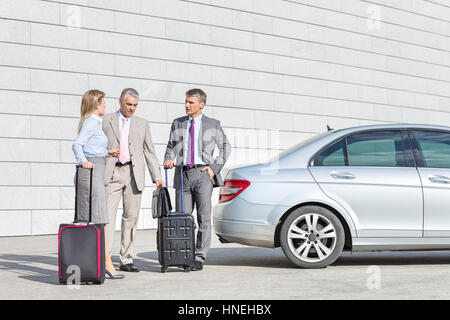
[108,149,120,158]
[82,161,95,169]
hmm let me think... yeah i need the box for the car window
[347,130,406,167]
[411,130,450,168]
[274,131,334,162]
[313,139,346,166]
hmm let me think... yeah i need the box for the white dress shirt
[118,111,131,163]
[183,113,206,166]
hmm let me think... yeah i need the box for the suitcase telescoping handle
[74,165,93,224]
[164,166,184,213]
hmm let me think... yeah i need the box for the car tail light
[219,179,251,203]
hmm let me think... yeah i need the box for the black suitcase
[157,167,195,273]
[58,166,106,285]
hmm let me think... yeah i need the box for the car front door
[309,129,423,238]
[409,129,450,237]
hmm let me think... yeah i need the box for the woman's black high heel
[105,269,125,279]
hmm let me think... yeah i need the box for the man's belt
[116,161,132,167]
[182,164,207,170]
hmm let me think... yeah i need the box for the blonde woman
[72,89,124,280]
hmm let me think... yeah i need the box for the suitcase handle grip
[164,166,184,213]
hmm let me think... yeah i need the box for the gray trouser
[175,166,214,263]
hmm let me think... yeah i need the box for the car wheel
[280,205,345,269]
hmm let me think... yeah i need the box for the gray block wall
[0,0,449,236]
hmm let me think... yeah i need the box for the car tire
[280,205,345,269]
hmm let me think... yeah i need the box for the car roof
[330,123,450,135]
[275,123,450,168]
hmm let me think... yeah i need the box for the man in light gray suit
[103,88,164,272]
[164,88,231,271]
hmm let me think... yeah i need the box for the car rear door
[309,129,423,238]
[409,129,450,237]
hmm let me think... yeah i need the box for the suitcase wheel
[183,266,191,272]
[161,267,167,273]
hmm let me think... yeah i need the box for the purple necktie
[188,118,195,168]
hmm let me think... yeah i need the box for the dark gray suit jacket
[164,114,231,188]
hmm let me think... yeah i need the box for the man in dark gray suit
[163,88,231,271]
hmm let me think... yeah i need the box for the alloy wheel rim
[287,213,337,263]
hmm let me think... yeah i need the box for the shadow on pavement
[110,254,165,273]
[335,250,450,266]
[3,249,450,284]
[137,247,295,271]
[137,247,450,271]
[0,254,59,285]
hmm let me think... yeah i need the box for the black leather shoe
[119,263,140,272]
[191,260,203,271]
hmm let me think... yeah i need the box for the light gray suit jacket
[164,114,231,188]
[102,112,161,192]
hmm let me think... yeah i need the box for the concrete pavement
[1,229,450,299]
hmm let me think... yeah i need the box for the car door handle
[428,175,450,184]
[330,171,355,180]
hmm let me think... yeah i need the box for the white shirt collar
[188,113,203,122]
[90,114,103,123]
[118,110,131,120]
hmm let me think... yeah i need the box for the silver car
[213,124,450,268]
